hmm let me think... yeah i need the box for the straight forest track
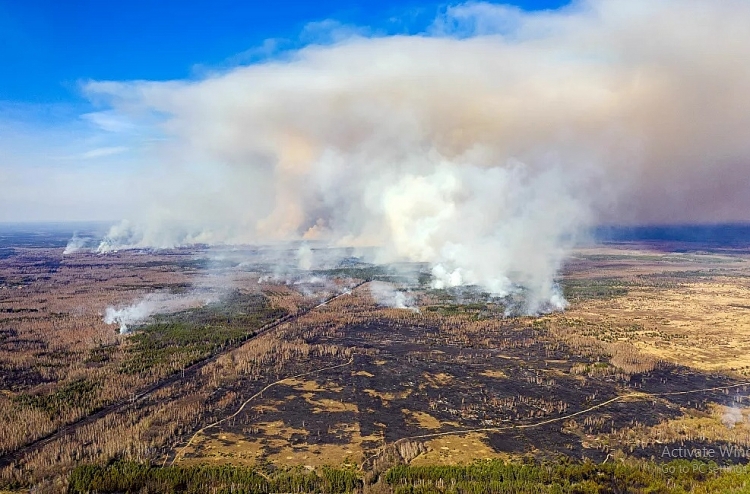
[0,280,369,469]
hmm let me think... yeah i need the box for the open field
[3,231,750,491]
[558,246,750,371]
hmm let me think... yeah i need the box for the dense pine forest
[65,458,750,493]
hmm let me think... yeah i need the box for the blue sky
[0,0,568,105]
[0,0,575,224]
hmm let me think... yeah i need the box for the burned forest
[2,226,750,493]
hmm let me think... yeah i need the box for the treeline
[67,459,750,494]
[67,462,361,494]
[383,458,750,493]
[561,278,630,302]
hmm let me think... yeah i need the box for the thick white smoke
[379,162,584,309]
[297,244,314,271]
[369,281,419,311]
[84,0,750,312]
[63,234,92,255]
[103,292,217,334]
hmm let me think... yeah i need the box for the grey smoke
[297,244,314,271]
[63,234,95,255]
[369,281,419,311]
[103,291,218,334]
[80,0,750,313]
[722,406,745,429]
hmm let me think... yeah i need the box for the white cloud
[79,146,129,159]
[81,111,136,133]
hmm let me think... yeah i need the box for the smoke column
[63,234,91,255]
[85,0,750,312]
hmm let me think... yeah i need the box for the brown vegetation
[3,243,750,491]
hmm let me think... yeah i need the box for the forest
[66,458,750,493]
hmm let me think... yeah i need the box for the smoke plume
[83,0,750,312]
[721,406,745,429]
[369,281,419,311]
[103,291,218,334]
[63,234,93,255]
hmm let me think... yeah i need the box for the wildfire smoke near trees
[3,226,750,492]
[4,0,750,492]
